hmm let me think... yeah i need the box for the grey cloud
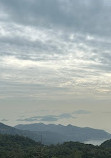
[0,0,111,127]
[0,35,66,60]
[17,113,75,122]
[59,113,74,119]
[0,0,111,37]
[39,116,58,122]
[17,118,39,122]
[1,119,8,122]
[0,26,111,74]
[73,110,91,115]
[0,1,111,73]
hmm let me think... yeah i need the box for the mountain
[0,122,110,145]
[0,122,41,142]
[0,123,64,144]
[15,123,111,143]
[101,139,111,148]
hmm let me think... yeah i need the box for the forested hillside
[101,139,111,148]
[0,134,41,158]
[0,134,111,158]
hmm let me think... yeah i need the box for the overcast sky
[0,0,111,132]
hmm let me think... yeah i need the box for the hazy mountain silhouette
[0,122,110,145]
[15,123,111,143]
[0,123,64,144]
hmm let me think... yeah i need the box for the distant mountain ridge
[0,122,110,145]
[15,123,111,144]
[0,123,65,144]
[0,123,42,143]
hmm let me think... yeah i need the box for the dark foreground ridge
[0,133,111,158]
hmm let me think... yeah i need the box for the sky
[0,0,111,132]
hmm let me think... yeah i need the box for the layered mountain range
[0,122,110,145]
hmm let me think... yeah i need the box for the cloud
[73,110,91,115]
[16,110,91,123]
[1,119,8,122]
[17,113,75,122]
[0,0,111,37]
[39,116,58,122]
[0,0,111,117]
[0,0,111,131]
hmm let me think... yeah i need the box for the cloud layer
[17,110,90,123]
[0,0,111,129]
[17,113,75,122]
